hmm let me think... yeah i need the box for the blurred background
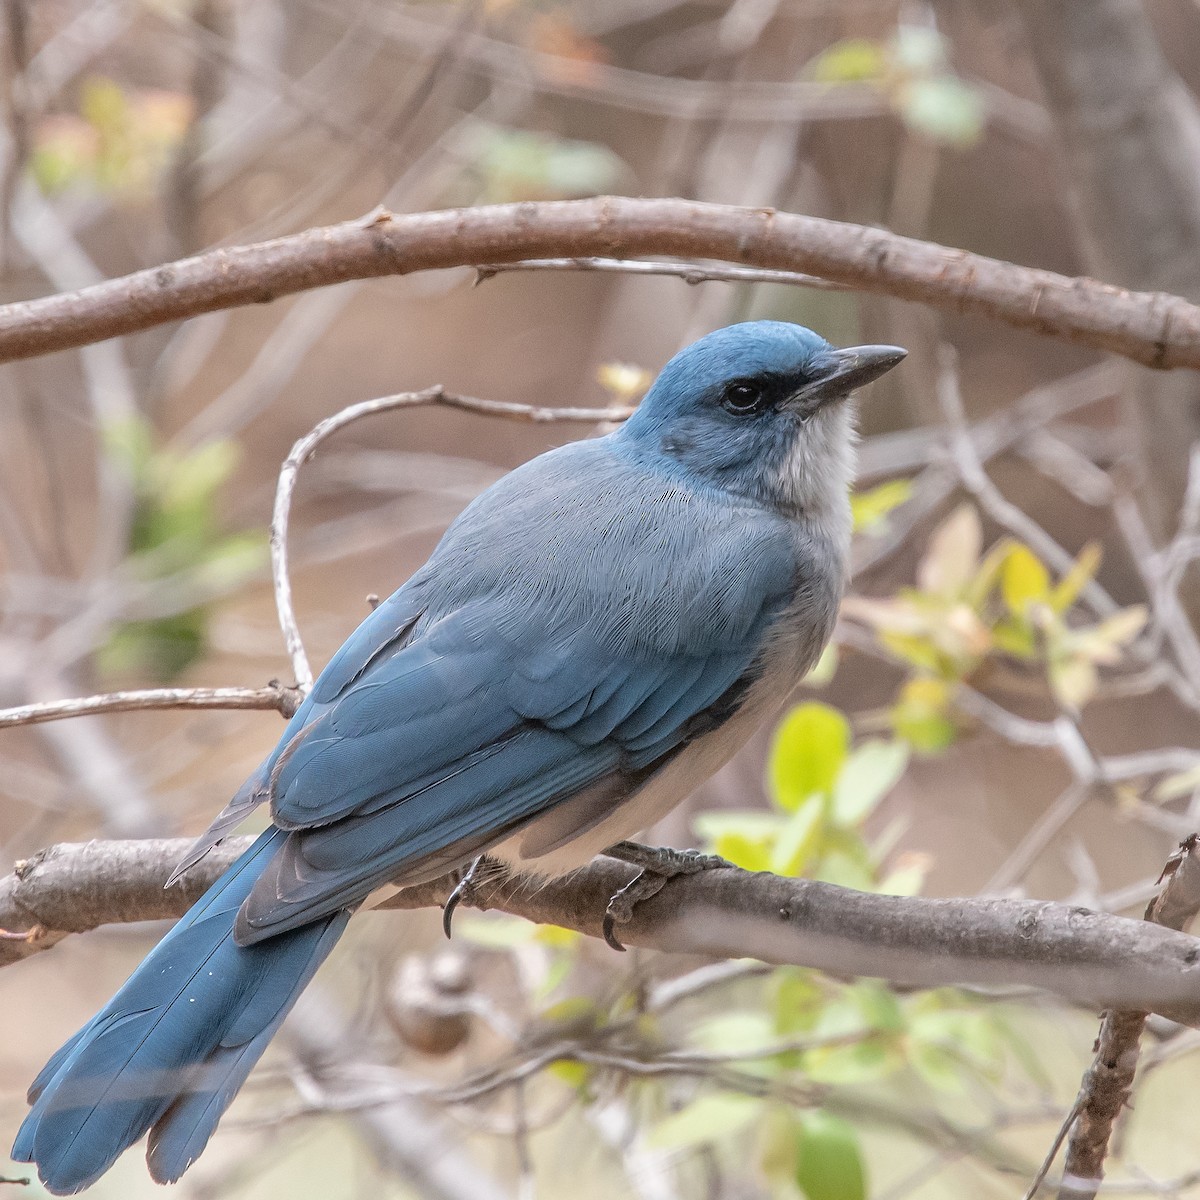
[4,1,1200,1197]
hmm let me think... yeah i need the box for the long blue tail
[12,830,350,1194]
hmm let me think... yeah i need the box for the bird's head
[619,321,905,531]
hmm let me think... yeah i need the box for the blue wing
[187,439,801,943]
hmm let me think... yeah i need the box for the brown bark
[1,198,1199,369]
[7,837,1200,1029]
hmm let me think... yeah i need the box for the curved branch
[1,198,1198,369]
[5,837,1200,1029]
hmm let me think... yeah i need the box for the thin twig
[474,256,846,290]
[0,684,302,729]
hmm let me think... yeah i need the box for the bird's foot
[442,855,494,939]
[600,840,732,952]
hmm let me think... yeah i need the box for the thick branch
[1,198,1199,369]
[6,838,1200,1029]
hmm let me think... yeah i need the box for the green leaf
[160,438,240,512]
[832,740,909,826]
[769,703,850,810]
[1050,542,1102,614]
[898,76,985,147]
[809,38,887,83]
[694,811,781,871]
[694,1011,777,1058]
[847,981,905,1032]
[472,125,625,202]
[98,611,207,682]
[547,1059,591,1091]
[757,1107,800,1189]
[193,533,265,591]
[804,1037,899,1084]
[646,1093,760,1152]
[1002,545,1051,615]
[850,478,913,533]
[102,414,156,479]
[909,1040,968,1093]
[769,799,826,877]
[794,1111,867,1200]
[1154,764,1200,803]
[772,970,825,1035]
[992,618,1038,659]
[890,679,956,753]
[539,996,599,1031]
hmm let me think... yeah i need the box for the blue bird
[13,321,904,1192]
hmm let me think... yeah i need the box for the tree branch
[1,197,1199,369]
[0,684,303,729]
[1054,836,1200,1200]
[6,837,1200,1030]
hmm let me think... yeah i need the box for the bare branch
[7,837,1200,1029]
[2,198,1200,368]
[474,255,847,290]
[0,684,302,729]
[1052,836,1200,1200]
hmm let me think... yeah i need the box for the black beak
[790,344,907,412]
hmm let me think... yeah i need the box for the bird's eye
[721,379,767,415]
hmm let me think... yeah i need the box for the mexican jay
[13,320,904,1192]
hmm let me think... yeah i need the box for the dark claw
[598,842,732,953]
[602,911,627,953]
[442,855,486,939]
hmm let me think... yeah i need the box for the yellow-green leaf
[850,479,913,533]
[1001,544,1050,615]
[809,38,887,83]
[769,704,850,810]
[833,740,909,826]
[792,1113,868,1200]
[770,800,826,876]
[647,1093,760,1152]
[1050,542,1102,614]
[890,678,956,752]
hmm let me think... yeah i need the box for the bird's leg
[442,855,492,939]
[600,840,732,952]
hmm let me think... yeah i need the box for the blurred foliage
[845,503,1147,736]
[596,361,655,404]
[32,77,191,199]
[455,123,628,204]
[446,487,1152,1198]
[97,418,263,681]
[850,478,914,534]
[810,25,985,146]
[459,694,1031,1200]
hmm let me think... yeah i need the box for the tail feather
[12,829,349,1195]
